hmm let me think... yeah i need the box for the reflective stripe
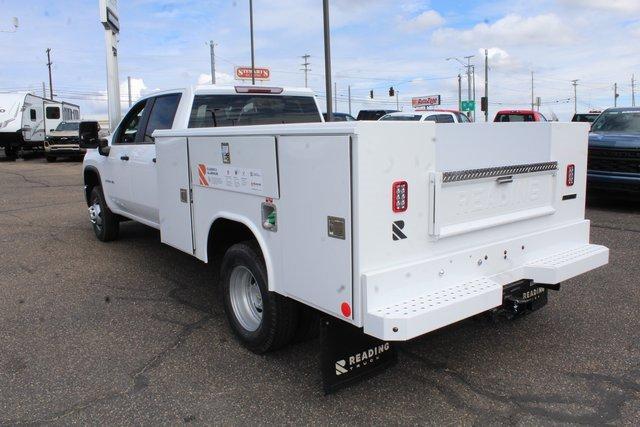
[442,161,558,183]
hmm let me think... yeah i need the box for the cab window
[30,109,36,121]
[144,94,182,142]
[115,100,148,144]
[46,106,60,120]
[435,114,455,123]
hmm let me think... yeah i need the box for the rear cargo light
[392,181,408,212]
[234,86,284,94]
[566,164,575,186]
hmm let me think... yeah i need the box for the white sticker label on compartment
[197,163,263,193]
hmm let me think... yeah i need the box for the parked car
[356,109,398,121]
[494,110,547,122]
[45,120,104,162]
[587,107,640,193]
[323,112,356,121]
[380,110,470,123]
[571,111,601,124]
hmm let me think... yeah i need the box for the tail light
[392,181,408,212]
[566,164,575,186]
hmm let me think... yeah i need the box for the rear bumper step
[364,244,608,341]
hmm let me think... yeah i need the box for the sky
[0,0,638,120]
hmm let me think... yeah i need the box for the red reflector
[392,181,408,212]
[235,86,283,94]
[566,164,575,186]
[341,302,352,317]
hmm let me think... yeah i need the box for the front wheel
[46,155,56,163]
[88,186,119,242]
[221,242,298,354]
[4,145,17,160]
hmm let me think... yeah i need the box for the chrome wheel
[88,199,102,229]
[229,266,263,332]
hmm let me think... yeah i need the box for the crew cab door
[103,99,150,216]
[128,93,182,226]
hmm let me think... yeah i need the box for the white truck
[80,85,608,392]
[0,92,80,159]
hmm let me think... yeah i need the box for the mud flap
[320,317,397,395]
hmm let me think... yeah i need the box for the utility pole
[42,82,46,98]
[334,82,338,112]
[249,0,255,85]
[209,41,217,84]
[322,0,333,122]
[464,56,473,111]
[301,54,311,88]
[46,48,53,100]
[348,85,351,116]
[457,74,462,111]
[127,76,132,107]
[571,79,578,115]
[614,83,618,107]
[531,71,534,111]
[471,65,476,121]
[396,90,399,110]
[632,75,636,107]
[484,49,488,122]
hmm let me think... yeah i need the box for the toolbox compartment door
[429,162,558,238]
[157,136,194,254]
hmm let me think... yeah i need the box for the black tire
[89,186,119,242]
[221,241,298,354]
[4,145,17,160]
[46,155,56,163]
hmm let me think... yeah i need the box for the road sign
[412,95,441,108]
[235,67,271,81]
[461,100,475,112]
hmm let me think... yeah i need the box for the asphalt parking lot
[1,156,639,425]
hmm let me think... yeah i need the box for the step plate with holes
[364,278,502,341]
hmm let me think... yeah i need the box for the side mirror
[79,121,100,149]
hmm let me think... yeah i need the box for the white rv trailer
[0,92,80,158]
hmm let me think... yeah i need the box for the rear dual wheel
[221,242,300,354]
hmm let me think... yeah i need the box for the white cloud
[481,47,520,70]
[120,77,147,102]
[402,10,445,32]
[197,72,235,86]
[558,0,640,13]
[432,14,573,46]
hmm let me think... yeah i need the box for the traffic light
[370,90,374,99]
[389,87,395,97]
[481,96,488,112]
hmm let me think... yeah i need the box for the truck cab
[83,85,322,228]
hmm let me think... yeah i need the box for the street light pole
[249,0,255,85]
[484,49,488,122]
[457,74,462,111]
[46,48,54,100]
[322,0,333,122]
[571,79,578,115]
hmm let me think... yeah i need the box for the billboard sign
[412,95,441,109]
[235,67,271,81]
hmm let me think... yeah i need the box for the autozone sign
[235,67,271,81]
[412,95,441,108]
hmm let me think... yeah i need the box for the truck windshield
[188,95,321,128]
[55,122,80,131]
[591,111,640,133]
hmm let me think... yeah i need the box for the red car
[494,110,547,122]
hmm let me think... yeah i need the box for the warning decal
[197,163,264,194]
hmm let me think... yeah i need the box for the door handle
[152,158,156,163]
[120,155,130,161]
[496,175,513,184]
